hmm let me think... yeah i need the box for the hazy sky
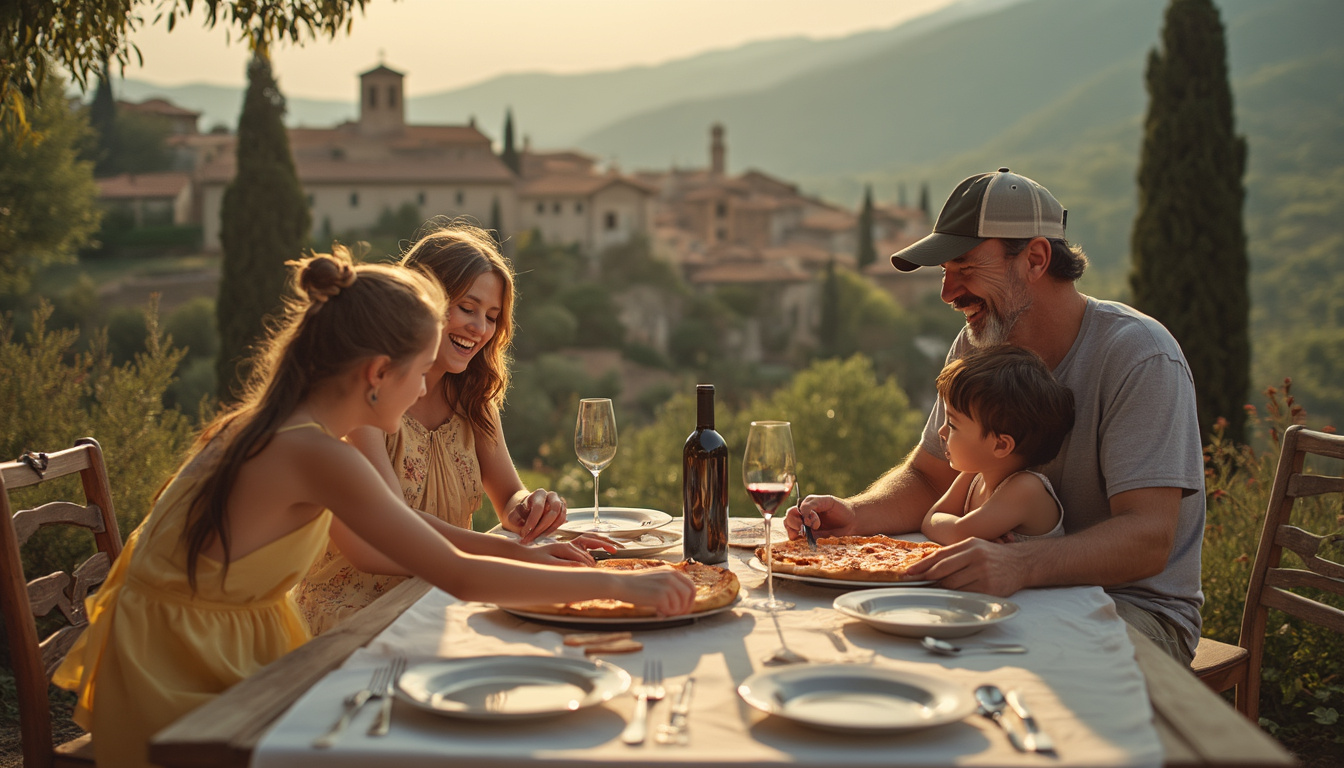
[120,0,961,99]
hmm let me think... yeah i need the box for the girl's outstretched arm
[304,435,694,612]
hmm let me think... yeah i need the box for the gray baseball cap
[890,168,1067,271]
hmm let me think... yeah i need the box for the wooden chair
[1191,424,1344,722]
[1,438,123,768]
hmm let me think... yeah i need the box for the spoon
[922,636,1027,656]
[974,684,1028,752]
[763,611,808,665]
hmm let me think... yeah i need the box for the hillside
[111,0,1021,141]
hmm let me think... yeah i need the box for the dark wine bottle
[683,384,729,563]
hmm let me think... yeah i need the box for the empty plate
[397,655,629,720]
[833,588,1019,638]
[738,664,975,733]
[558,507,674,535]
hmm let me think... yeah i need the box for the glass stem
[764,516,776,607]
[592,470,601,528]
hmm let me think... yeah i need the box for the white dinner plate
[396,655,629,720]
[485,525,683,558]
[501,598,738,630]
[833,588,1020,638]
[747,557,935,589]
[738,664,976,733]
[558,507,674,535]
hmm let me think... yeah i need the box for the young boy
[921,345,1076,545]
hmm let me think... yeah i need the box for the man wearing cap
[786,169,1205,664]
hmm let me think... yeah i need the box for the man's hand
[903,538,1032,596]
[505,489,567,544]
[783,494,858,539]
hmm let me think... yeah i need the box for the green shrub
[597,354,922,517]
[1,300,194,582]
[1201,380,1344,744]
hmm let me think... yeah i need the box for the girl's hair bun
[293,245,358,306]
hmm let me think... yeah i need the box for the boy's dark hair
[936,345,1076,467]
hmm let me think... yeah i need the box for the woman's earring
[369,388,379,405]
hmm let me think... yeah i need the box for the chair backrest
[1239,425,1344,706]
[0,437,123,768]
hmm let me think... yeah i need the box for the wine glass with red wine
[742,420,796,611]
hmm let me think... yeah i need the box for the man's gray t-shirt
[919,297,1205,655]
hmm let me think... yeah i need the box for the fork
[312,664,393,749]
[368,656,406,736]
[620,658,665,745]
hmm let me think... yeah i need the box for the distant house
[636,123,937,361]
[189,63,654,256]
[96,172,194,227]
[518,164,657,261]
[120,98,201,135]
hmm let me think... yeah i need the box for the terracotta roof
[739,170,798,196]
[520,173,657,197]
[801,209,857,231]
[286,124,492,148]
[690,261,811,284]
[196,154,515,185]
[119,98,200,118]
[97,172,191,199]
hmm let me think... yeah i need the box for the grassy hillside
[576,0,1166,176]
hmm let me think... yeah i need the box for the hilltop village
[97,63,940,362]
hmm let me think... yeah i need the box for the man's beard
[965,274,1031,348]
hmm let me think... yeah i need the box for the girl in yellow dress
[295,224,595,634]
[54,249,694,768]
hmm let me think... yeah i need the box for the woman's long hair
[399,222,515,441]
[180,247,447,590]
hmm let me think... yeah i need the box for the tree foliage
[2,0,371,136]
[500,108,519,175]
[0,300,194,573]
[596,355,923,516]
[216,51,310,401]
[856,184,876,268]
[0,76,101,295]
[1130,0,1249,442]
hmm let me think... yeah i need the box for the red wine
[746,482,792,516]
[683,385,728,563]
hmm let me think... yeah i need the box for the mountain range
[111,0,1344,416]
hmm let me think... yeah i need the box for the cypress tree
[89,62,116,177]
[856,184,876,269]
[1130,0,1248,442]
[216,50,311,401]
[489,196,503,245]
[919,183,931,222]
[898,182,907,209]
[500,108,520,175]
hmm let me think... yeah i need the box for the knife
[797,485,818,550]
[655,676,695,745]
[1006,689,1056,754]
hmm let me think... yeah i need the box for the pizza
[516,559,739,618]
[756,535,941,582]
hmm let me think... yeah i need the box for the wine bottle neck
[697,386,715,430]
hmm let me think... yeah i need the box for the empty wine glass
[742,420,796,611]
[575,398,619,532]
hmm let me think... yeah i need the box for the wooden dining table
[149,536,1295,768]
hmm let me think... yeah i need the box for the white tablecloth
[255,547,1161,768]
